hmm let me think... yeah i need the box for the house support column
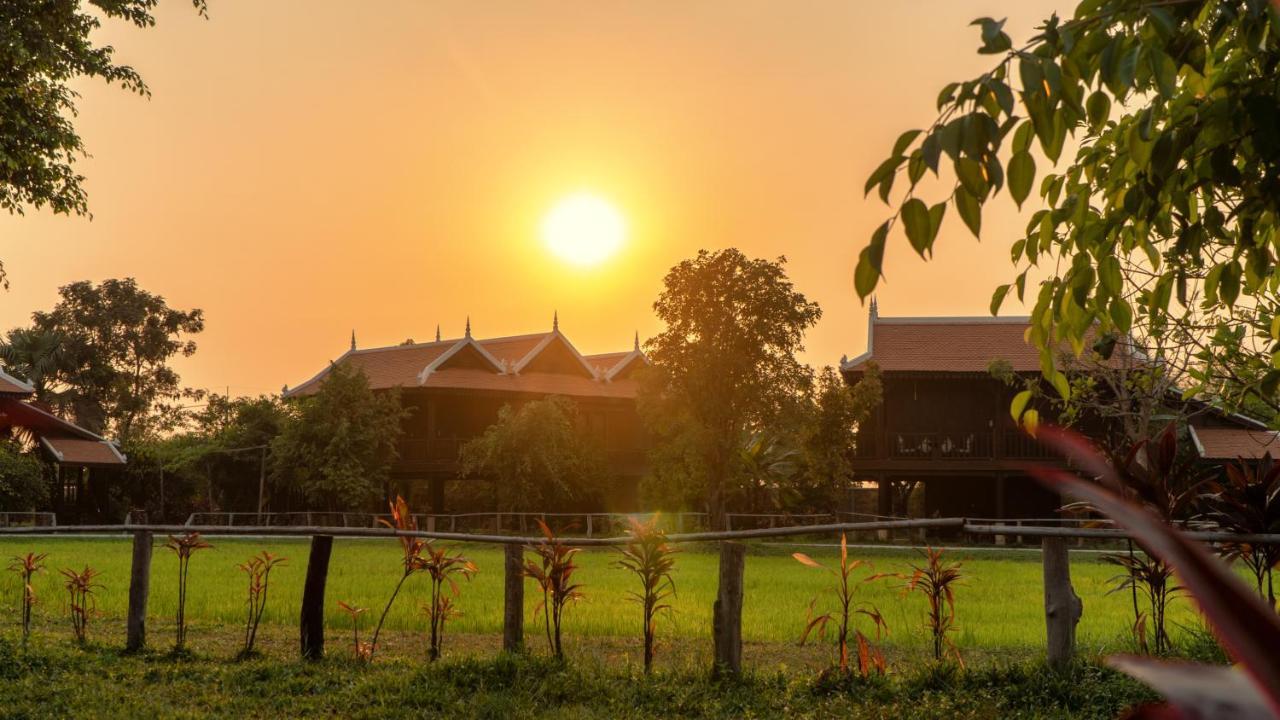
[995,474,1007,546]
[876,476,891,541]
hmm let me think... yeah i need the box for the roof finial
[869,297,879,320]
[465,316,471,338]
[436,324,442,342]
[350,330,357,351]
[634,331,640,352]
[553,310,559,332]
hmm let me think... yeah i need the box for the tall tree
[270,364,406,512]
[858,0,1280,425]
[17,278,204,441]
[458,396,606,512]
[0,1,208,288]
[797,365,883,511]
[640,249,821,528]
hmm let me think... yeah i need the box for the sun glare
[542,192,626,267]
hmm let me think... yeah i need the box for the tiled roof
[0,397,103,441]
[1191,427,1280,460]
[0,368,35,396]
[40,437,126,466]
[844,316,1042,373]
[287,329,645,400]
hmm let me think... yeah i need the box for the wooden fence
[2,518,1276,674]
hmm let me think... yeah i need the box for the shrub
[1201,455,1280,609]
[369,496,426,660]
[165,532,213,651]
[899,547,963,664]
[0,442,48,512]
[793,533,888,677]
[8,552,47,645]
[523,520,584,660]
[337,601,371,660]
[237,551,286,657]
[58,566,100,644]
[613,515,678,673]
[419,543,477,661]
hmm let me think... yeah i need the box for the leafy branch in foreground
[793,534,889,678]
[9,552,47,645]
[898,547,964,665]
[524,520,584,660]
[614,515,679,673]
[858,0,1280,423]
[59,566,101,645]
[165,532,213,651]
[237,551,286,657]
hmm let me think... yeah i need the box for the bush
[0,441,48,512]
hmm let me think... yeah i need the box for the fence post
[712,541,746,676]
[125,530,153,652]
[586,514,593,538]
[300,534,334,660]
[503,543,525,653]
[1042,537,1082,670]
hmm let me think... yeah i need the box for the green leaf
[892,130,922,157]
[1099,255,1122,296]
[901,199,933,257]
[864,156,905,199]
[955,157,988,199]
[955,185,981,238]
[990,284,1010,315]
[1010,389,1032,423]
[1110,299,1133,333]
[855,221,890,299]
[1086,91,1110,132]
[1008,151,1035,208]
[1270,315,1280,341]
[971,17,1012,54]
[1050,371,1071,401]
[1012,121,1035,154]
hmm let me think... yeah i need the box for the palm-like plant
[1201,455,1280,609]
[614,515,679,673]
[793,533,888,677]
[737,430,799,512]
[899,547,963,664]
[237,551,286,657]
[164,532,212,651]
[0,327,66,398]
[58,565,100,644]
[369,496,426,660]
[9,552,48,645]
[524,520,584,660]
[418,543,477,661]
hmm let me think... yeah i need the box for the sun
[541,192,626,267]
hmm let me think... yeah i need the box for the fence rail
[0,511,56,527]
[6,517,1275,675]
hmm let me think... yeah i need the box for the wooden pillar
[300,535,334,660]
[125,530,153,652]
[503,544,525,653]
[712,541,746,676]
[1042,537,1082,670]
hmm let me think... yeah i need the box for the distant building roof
[285,324,647,400]
[0,368,35,397]
[1189,427,1280,460]
[0,397,126,467]
[40,437,127,467]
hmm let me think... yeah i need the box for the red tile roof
[844,317,1042,373]
[0,369,35,397]
[287,330,645,400]
[1191,427,1280,460]
[40,437,126,466]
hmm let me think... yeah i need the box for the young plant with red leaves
[793,533,888,677]
[165,532,213,651]
[524,519,584,660]
[1031,426,1280,719]
[237,551,286,657]
[58,566,100,645]
[369,496,427,660]
[338,601,371,660]
[418,543,477,661]
[1201,454,1280,609]
[9,552,47,646]
[899,547,963,665]
[614,515,679,673]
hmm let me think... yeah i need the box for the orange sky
[0,1,1068,397]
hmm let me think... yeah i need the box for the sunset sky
[0,1,1067,397]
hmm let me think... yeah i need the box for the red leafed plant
[793,533,888,677]
[9,552,47,646]
[899,547,963,665]
[58,565,101,645]
[614,515,679,673]
[1030,426,1280,719]
[524,519,584,660]
[165,532,213,651]
[369,496,427,660]
[418,542,477,661]
[1201,454,1280,609]
[237,551,286,658]
[338,600,372,660]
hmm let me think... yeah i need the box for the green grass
[0,536,1222,658]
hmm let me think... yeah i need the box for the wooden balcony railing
[853,429,1058,461]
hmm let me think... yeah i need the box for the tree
[857,1,1280,425]
[0,1,207,288]
[270,364,406,512]
[796,365,883,511]
[639,249,821,528]
[11,278,204,441]
[0,441,48,512]
[458,396,606,512]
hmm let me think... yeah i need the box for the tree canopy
[0,0,207,288]
[639,249,822,527]
[858,0,1280,426]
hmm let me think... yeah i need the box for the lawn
[0,535,1222,659]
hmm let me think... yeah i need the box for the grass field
[0,535,1231,661]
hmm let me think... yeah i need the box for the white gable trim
[0,367,35,393]
[511,331,600,379]
[418,337,506,384]
[604,350,649,382]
